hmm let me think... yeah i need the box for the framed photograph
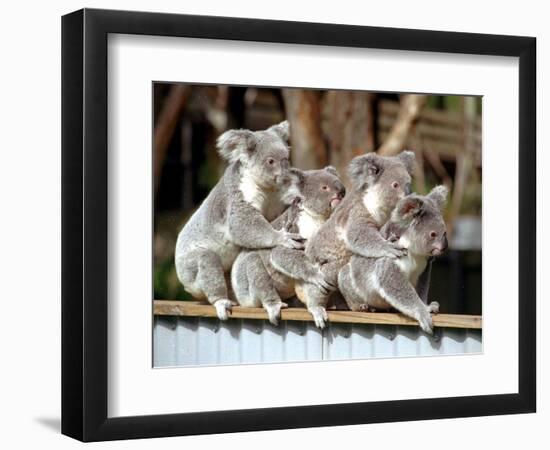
[62,8,536,442]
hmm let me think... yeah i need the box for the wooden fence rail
[154,300,482,330]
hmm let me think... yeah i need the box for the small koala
[338,185,449,334]
[296,151,415,328]
[175,121,305,320]
[231,166,346,325]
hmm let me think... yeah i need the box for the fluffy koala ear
[280,168,305,205]
[216,129,257,163]
[396,150,415,175]
[396,195,424,220]
[428,185,449,210]
[268,120,290,142]
[348,153,382,190]
[288,167,305,187]
[324,165,340,177]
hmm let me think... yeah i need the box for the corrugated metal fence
[154,313,482,368]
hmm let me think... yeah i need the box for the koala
[338,185,449,334]
[175,121,305,320]
[296,151,415,328]
[231,167,346,325]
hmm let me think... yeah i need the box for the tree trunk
[448,96,478,235]
[323,90,374,183]
[282,89,327,169]
[153,84,191,196]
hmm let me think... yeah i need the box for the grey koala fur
[231,166,346,325]
[175,121,306,321]
[338,185,449,334]
[295,151,416,328]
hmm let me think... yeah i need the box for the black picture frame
[62,8,536,442]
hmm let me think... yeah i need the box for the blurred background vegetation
[153,83,482,315]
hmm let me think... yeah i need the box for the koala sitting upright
[175,121,305,320]
[231,167,346,325]
[296,151,415,328]
[338,186,449,334]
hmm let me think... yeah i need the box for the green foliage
[198,145,222,191]
[154,258,192,300]
[444,96,461,111]
[424,96,442,109]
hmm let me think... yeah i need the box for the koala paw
[264,301,288,326]
[384,242,408,258]
[416,311,434,335]
[214,299,233,321]
[427,301,440,314]
[281,231,306,250]
[308,306,328,329]
[311,270,337,294]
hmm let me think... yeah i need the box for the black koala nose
[335,182,346,198]
[441,235,449,252]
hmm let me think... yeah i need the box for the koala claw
[358,304,376,313]
[291,196,304,209]
[214,299,233,321]
[427,301,440,314]
[385,242,408,258]
[281,232,306,250]
[264,301,288,326]
[308,306,328,329]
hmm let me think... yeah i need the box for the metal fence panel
[153,316,482,368]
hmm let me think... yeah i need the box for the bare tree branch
[423,149,453,189]
[377,94,427,156]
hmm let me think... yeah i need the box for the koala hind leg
[373,260,436,335]
[177,249,233,320]
[245,252,287,325]
[299,260,342,328]
[338,264,365,311]
[295,282,328,329]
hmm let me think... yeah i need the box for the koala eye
[392,182,400,189]
[267,158,275,165]
[321,185,329,191]
[430,231,438,238]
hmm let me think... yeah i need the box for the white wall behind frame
[1,1,546,450]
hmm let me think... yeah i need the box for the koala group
[175,121,448,334]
